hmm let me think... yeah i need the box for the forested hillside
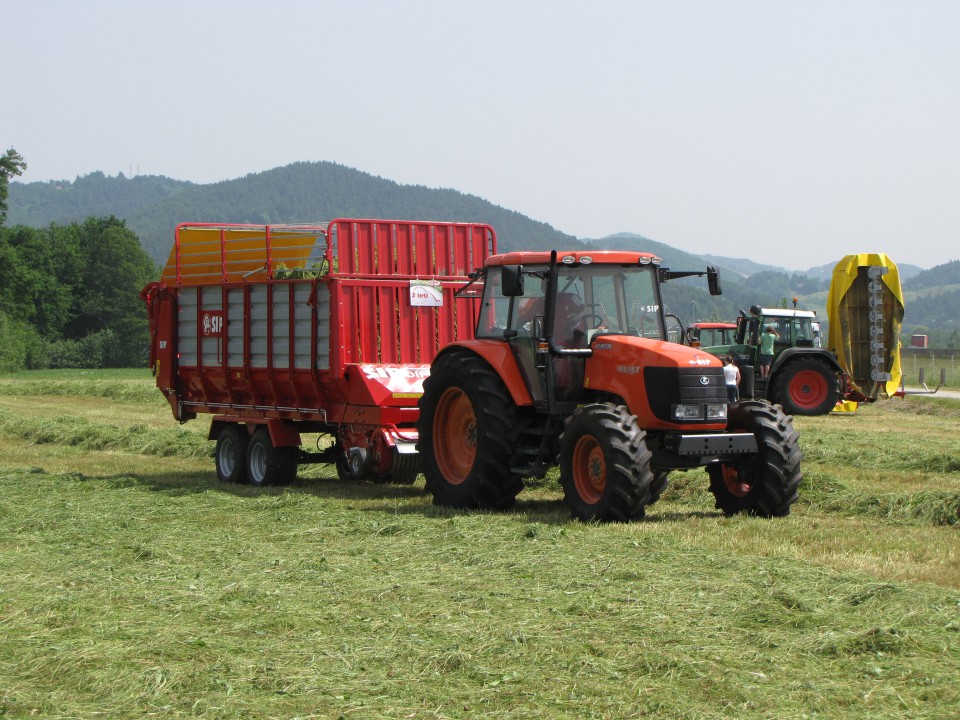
[903,259,960,290]
[8,162,582,264]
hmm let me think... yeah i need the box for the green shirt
[760,331,777,355]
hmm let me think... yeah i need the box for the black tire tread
[215,424,249,484]
[559,402,654,522]
[770,356,839,416]
[707,400,802,517]
[248,428,298,487]
[417,351,524,509]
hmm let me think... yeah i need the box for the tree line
[1,154,157,372]
[0,215,157,371]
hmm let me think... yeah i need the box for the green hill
[8,162,583,263]
[903,259,960,290]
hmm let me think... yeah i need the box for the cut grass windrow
[800,472,960,526]
[0,409,211,459]
[0,378,165,405]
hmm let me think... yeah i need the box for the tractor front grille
[644,366,727,423]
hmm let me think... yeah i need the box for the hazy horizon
[5,0,958,271]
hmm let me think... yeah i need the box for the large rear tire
[707,400,802,517]
[247,427,298,487]
[215,424,249,484]
[417,352,523,509]
[559,403,654,522]
[770,357,839,415]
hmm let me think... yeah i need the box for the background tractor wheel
[559,403,653,522]
[707,400,802,517]
[417,351,523,509]
[771,357,839,415]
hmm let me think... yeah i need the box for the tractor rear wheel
[417,352,523,509]
[771,357,839,415]
[559,403,654,522]
[707,400,802,517]
[247,427,298,487]
[215,424,249,484]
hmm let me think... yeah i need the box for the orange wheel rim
[572,435,605,504]
[722,463,751,497]
[434,387,476,484]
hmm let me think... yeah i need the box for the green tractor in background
[700,304,842,415]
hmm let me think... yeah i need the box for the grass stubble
[0,370,958,719]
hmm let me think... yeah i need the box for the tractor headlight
[672,404,704,420]
[706,404,728,420]
[672,404,728,421]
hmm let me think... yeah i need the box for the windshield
[699,327,737,346]
[478,264,665,341]
[763,316,816,346]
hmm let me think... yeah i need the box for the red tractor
[684,321,738,347]
[417,251,803,522]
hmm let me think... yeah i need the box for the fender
[770,347,842,376]
[433,341,535,407]
[209,417,302,447]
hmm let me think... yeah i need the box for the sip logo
[201,311,223,337]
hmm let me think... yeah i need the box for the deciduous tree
[0,148,27,225]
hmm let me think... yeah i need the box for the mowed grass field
[1,370,958,719]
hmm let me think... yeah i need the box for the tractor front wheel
[707,400,802,517]
[559,403,653,522]
[417,352,523,509]
[771,357,839,415]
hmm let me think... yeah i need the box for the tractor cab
[734,307,820,359]
[686,322,737,347]
[476,251,666,408]
[474,251,721,412]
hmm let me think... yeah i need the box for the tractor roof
[753,308,817,319]
[486,250,662,267]
[689,322,736,330]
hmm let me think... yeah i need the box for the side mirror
[501,265,524,296]
[707,265,722,296]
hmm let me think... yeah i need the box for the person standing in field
[723,355,741,403]
[759,325,779,378]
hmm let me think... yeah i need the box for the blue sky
[4,0,958,269]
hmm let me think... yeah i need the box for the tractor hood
[587,334,723,374]
[584,334,728,431]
